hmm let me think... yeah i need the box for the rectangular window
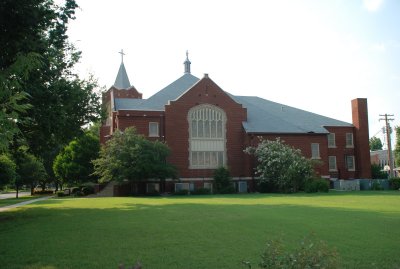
[346,133,354,148]
[311,143,320,159]
[204,182,213,190]
[149,122,159,137]
[175,183,189,192]
[328,133,336,148]
[328,156,337,171]
[346,155,355,171]
[190,151,224,169]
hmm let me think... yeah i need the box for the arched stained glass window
[188,105,226,169]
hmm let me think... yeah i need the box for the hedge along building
[100,52,372,194]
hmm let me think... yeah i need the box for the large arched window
[188,104,226,169]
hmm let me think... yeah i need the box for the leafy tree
[369,137,383,151]
[0,154,17,189]
[15,150,47,195]
[213,167,235,193]
[0,0,102,178]
[93,127,176,183]
[395,127,400,168]
[53,133,100,186]
[371,164,387,179]
[245,138,314,193]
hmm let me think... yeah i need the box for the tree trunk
[16,184,19,199]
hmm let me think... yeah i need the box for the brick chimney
[351,98,372,178]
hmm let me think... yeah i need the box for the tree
[14,149,47,195]
[369,137,383,151]
[395,127,400,168]
[213,167,235,193]
[0,0,102,178]
[0,154,17,189]
[245,138,314,193]
[93,127,176,183]
[53,133,100,186]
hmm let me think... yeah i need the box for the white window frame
[175,183,190,192]
[346,133,354,148]
[188,105,226,169]
[328,156,337,171]
[204,182,213,192]
[328,133,336,148]
[311,143,320,159]
[346,155,355,171]
[149,122,159,137]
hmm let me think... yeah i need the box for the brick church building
[100,52,371,194]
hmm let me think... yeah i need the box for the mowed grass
[0,196,38,207]
[0,192,399,269]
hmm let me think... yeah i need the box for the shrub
[56,191,65,197]
[245,138,314,193]
[305,178,329,193]
[71,187,80,194]
[371,180,383,191]
[33,190,54,195]
[174,189,189,195]
[191,188,211,195]
[219,185,236,194]
[244,234,339,269]
[214,167,234,194]
[82,186,95,195]
[371,164,388,179]
[389,177,400,190]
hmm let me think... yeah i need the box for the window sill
[345,146,354,149]
[329,169,338,172]
[328,146,336,149]
[348,169,356,171]
[149,135,159,138]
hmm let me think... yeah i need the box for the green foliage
[371,164,387,179]
[305,178,330,193]
[56,191,67,197]
[14,149,47,191]
[252,234,339,269]
[191,188,211,195]
[389,177,400,190]
[213,166,235,194]
[0,0,102,179]
[371,181,383,191]
[395,127,400,167]
[93,127,177,183]
[81,186,95,195]
[0,154,17,188]
[245,138,314,193]
[174,189,189,195]
[369,137,383,151]
[53,133,100,185]
[33,190,54,195]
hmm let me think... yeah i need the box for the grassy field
[0,191,399,269]
[0,196,38,207]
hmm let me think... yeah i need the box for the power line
[379,114,395,177]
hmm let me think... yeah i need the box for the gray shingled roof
[230,95,352,134]
[114,73,200,111]
[114,73,352,134]
[114,63,131,89]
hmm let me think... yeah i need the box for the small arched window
[188,105,226,169]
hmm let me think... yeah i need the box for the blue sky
[67,0,400,147]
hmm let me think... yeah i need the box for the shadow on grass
[0,197,400,269]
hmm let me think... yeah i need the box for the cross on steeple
[184,50,191,74]
[119,49,125,63]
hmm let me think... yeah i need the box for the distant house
[100,53,372,194]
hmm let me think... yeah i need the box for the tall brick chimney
[351,98,372,178]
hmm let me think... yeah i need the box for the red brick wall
[352,98,372,178]
[325,127,356,179]
[164,75,247,178]
[116,110,165,141]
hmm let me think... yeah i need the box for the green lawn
[0,192,399,269]
[0,196,37,207]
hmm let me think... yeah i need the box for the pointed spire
[114,49,131,89]
[184,50,191,74]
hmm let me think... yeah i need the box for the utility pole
[379,114,395,177]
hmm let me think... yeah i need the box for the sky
[66,0,400,148]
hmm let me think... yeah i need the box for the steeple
[114,49,131,89]
[184,50,191,74]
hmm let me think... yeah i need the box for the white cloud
[363,0,384,12]
[371,43,386,52]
